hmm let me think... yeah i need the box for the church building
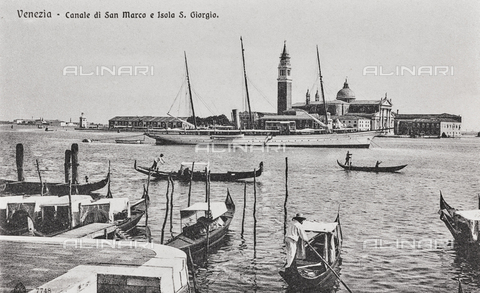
[272,42,395,132]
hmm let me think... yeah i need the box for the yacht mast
[240,37,253,129]
[184,51,197,130]
[316,46,330,132]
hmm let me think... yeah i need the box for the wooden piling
[241,182,247,236]
[161,176,171,244]
[187,248,199,293]
[284,157,288,237]
[68,180,73,230]
[187,162,195,207]
[205,171,211,261]
[64,150,71,183]
[253,168,257,258]
[204,167,208,202]
[169,176,175,237]
[36,159,44,196]
[15,143,24,181]
[71,143,79,184]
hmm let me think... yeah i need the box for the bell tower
[277,41,292,114]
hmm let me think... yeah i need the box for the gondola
[279,213,343,291]
[1,173,110,196]
[337,160,407,172]
[439,192,480,245]
[134,161,263,181]
[165,190,235,261]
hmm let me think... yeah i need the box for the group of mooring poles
[283,156,353,293]
[15,143,83,232]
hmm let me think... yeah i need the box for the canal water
[1,127,479,293]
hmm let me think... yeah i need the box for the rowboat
[1,173,110,196]
[439,192,480,245]
[166,190,235,261]
[134,161,263,181]
[115,135,146,144]
[0,193,145,238]
[279,213,343,291]
[115,139,145,144]
[337,160,407,172]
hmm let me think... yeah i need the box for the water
[1,127,480,293]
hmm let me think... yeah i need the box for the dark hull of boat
[134,162,263,181]
[166,194,235,262]
[1,175,109,196]
[279,257,341,291]
[337,160,407,172]
[115,139,144,144]
[439,193,475,244]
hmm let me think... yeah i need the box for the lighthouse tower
[277,41,292,114]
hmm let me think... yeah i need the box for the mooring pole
[64,150,71,183]
[241,182,247,236]
[71,143,79,184]
[36,159,44,196]
[68,180,73,230]
[187,162,195,207]
[169,176,175,237]
[161,176,171,244]
[284,157,288,237]
[253,168,257,258]
[205,171,211,262]
[15,143,24,181]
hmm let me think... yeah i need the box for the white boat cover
[455,210,480,241]
[0,196,25,209]
[302,221,338,234]
[180,202,227,220]
[81,198,131,221]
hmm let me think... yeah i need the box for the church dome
[336,79,355,102]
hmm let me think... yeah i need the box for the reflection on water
[1,128,480,292]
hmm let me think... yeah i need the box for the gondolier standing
[285,213,309,269]
[344,151,352,166]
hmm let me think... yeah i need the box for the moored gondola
[337,160,407,173]
[134,161,263,181]
[165,190,235,261]
[279,213,343,291]
[2,173,110,196]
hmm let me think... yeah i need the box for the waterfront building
[108,116,189,130]
[394,113,462,137]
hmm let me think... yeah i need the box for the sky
[1,0,479,130]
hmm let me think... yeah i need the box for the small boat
[1,173,110,196]
[337,160,407,173]
[439,192,480,245]
[115,135,146,144]
[134,161,263,181]
[115,139,144,144]
[166,190,235,261]
[279,214,343,291]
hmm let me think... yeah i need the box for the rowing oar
[306,241,353,293]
